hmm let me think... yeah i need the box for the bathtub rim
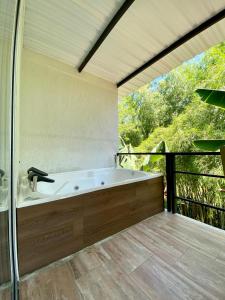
[17,168,163,208]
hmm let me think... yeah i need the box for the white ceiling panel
[24,0,123,66]
[23,0,225,98]
[119,18,225,97]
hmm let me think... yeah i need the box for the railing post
[166,154,171,212]
[166,154,176,213]
[171,153,176,214]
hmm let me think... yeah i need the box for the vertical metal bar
[166,154,172,212]
[171,154,176,213]
[166,154,176,213]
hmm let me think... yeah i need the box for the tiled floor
[0,283,11,300]
[20,212,225,300]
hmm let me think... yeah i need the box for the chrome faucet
[27,167,55,192]
[30,174,38,192]
[0,169,5,186]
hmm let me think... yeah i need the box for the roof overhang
[24,0,225,97]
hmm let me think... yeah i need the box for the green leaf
[142,154,150,166]
[141,141,168,168]
[194,140,225,151]
[142,164,151,172]
[196,89,225,109]
[149,141,167,163]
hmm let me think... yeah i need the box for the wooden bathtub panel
[17,197,84,275]
[83,184,133,216]
[17,176,164,275]
[0,211,11,284]
[130,177,164,222]
[82,184,134,246]
[84,216,136,246]
[83,184,132,232]
[84,202,131,233]
[83,180,164,245]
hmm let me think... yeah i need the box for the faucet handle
[28,172,55,183]
[37,176,55,183]
[27,167,48,176]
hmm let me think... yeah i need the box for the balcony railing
[116,152,224,221]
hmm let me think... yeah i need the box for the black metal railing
[116,152,224,216]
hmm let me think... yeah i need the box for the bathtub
[18,167,161,207]
[17,168,164,275]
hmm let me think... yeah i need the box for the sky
[149,52,204,92]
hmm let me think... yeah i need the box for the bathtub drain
[74,186,79,190]
[101,181,105,185]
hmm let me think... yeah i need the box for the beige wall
[19,49,118,173]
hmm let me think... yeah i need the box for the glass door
[0,0,19,299]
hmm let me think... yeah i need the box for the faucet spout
[27,167,55,192]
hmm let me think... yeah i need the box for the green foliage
[194,88,225,151]
[194,140,225,151]
[119,41,225,154]
[118,95,143,146]
[119,124,142,147]
[118,138,138,169]
[196,89,225,109]
[142,141,168,172]
[119,41,225,229]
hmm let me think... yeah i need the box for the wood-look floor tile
[0,285,11,300]
[130,257,182,300]
[216,249,225,267]
[159,221,222,259]
[69,245,110,279]
[75,263,150,300]
[75,266,129,300]
[20,263,83,300]
[19,212,225,300]
[130,255,213,300]
[126,224,188,265]
[100,232,151,274]
[142,211,172,228]
[170,214,225,241]
[175,248,225,299]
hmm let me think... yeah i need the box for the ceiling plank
[78,0,135,72]
[117,8,225,87]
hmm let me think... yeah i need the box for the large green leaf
[118,143,138,169]
[196,89,225,109]
[142,141,168,167]
[194,140,225,151]
[150,140,167,163]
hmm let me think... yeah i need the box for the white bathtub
[18,168,162,208]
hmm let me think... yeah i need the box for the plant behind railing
[194,88,225,171]
[118,148,225,229]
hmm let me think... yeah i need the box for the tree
[118,41,225,229]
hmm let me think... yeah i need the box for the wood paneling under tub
[17,197,84,275]
[0,211,11,284]
[17,176,164,275]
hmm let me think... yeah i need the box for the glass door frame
[9,0,22,298]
